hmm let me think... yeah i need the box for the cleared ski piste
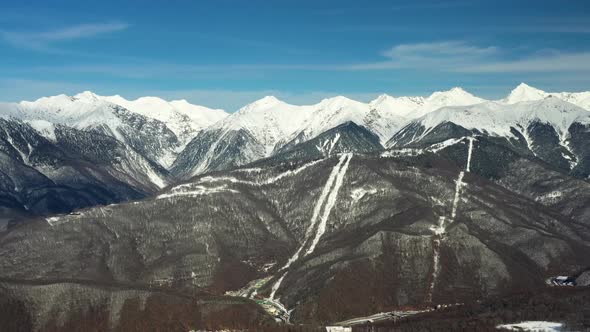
[427,136,475,303]
[268,153,353,320]
[496,321,563,331]
[220,154,354,322]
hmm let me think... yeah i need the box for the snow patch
[316,133,341,157]
[157,184,238,199]
[350,187,378,202]
[497,321,562,331]
[26,120,57,142]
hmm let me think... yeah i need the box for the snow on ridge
[156,184,238,199]
[25,119,57,142]
[408,97,590,144]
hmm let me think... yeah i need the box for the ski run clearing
[267,153,353,319]
[496,321,563,331]
[428,137,475,303]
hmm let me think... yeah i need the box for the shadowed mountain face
[0,118,167,226]
[2,146,589,328]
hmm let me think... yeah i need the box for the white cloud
[457,52,590,73]
[0,22,129,51]
[345,41,590,73]
[346,41,499,70]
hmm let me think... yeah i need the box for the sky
[1,0,589,111]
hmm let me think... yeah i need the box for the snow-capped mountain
[102,95,228,145]
[0,118,166,217]
[170,96,308,178]
[502,83,590,110]
[369,94,425,118]
[292,96,392,143]
[502,83,548,104]
[4,83,590,185]
[389,97,590,177]
[171,95,403,177]
[394,97,590,141]
[10,92,180,168]
[410,87,487,119]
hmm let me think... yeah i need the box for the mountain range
[0,83,589,330]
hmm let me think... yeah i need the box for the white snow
[558,134,578,170]
[25,119,57,142]
[405,98,590,147]
[156,184,238,199]
[427,137,464,153]
[102,95,228,144]
[316,133,341,157]
[350,187,378,202]
[268,153,353,304]
[428,137,475,301]
[195,159,324,187]
[45,216,60,227]
[2,129,30,164]
[497,321,563,331]
[429,216,447,236]
[466,137,475,172]
[325,327,352,332]
[306,153,352,255]
[503,83,590,111]
[503,83,548,104]
[427,238,441,303]
[450,171,466,220]
[279,154,349,271]
[269,272,286,301]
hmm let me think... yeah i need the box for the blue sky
[1,0,589,110]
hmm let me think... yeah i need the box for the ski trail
[279,154,348,271]
[466,137,474,172]
[197,159,324,187]
[269,272,286,300]
[427,238,441,303]
[306,153,352,255]
[427,137,475,302]
[267,153,352,312]
[450,171,465,221]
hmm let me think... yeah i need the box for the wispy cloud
[0,22,129,51]
[457,52,590,73]
[5,40,590,81]
[345,41,590,73]
[347,41,499,70]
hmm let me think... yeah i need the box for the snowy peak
[100,94,228,144]
[73,91,101,102]
[369,94,425,118]
[504,83,547,104]
[239,96,283,112]
[403,97,590,143]
[427,87,483,105]
[315,96,367,111]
